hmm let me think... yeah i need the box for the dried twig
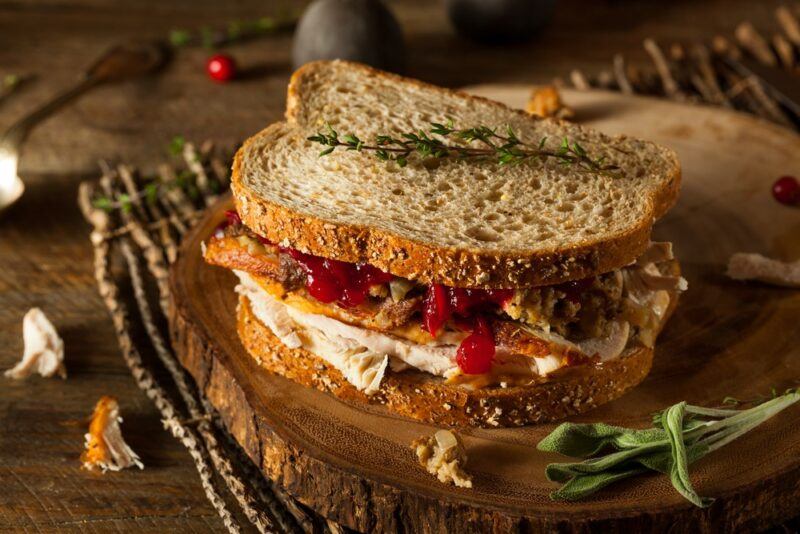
[644,38,687,100]
[97,165,307,533]
[117,164,180,262]
[712,35,742,60]
[691,44,732,107]
[595,69,615,89]
[183,142,217,206]
[772,33,796,69]
[78,181,242,534]
[776,6,800,47]
[569,69,591,91]
[80,142,330,532]
[735,21,778,66]
[612,54,633,94]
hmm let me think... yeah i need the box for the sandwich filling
[205,210,686,393]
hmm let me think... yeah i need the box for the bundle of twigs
[567,5,800,130]
[77,141,347,534]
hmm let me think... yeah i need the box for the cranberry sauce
[419,284,513,375]
[218,210,536,375]
[282,249,393,308]
[421,283,512,336]
[456,317,495,375]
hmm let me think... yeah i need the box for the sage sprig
[538,389,800,506]
[308,120,620,177]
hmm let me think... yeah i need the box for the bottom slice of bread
[237,295,661,428]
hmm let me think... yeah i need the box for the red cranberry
[456,317,495,374]
[305,265,340,303]
[422,284,451,336]
[772,176,800,205]
[214,209,241,236]
[450,287,478,315]
[283,247,394,308]
[206,54,237,82]
[224,209,242,226]
[358,263,394,285]
[450,287,510,315]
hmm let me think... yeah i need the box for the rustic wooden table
[0,1,789,531]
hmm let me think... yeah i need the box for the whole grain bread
[233,60,681,288]
[237,294,677,427]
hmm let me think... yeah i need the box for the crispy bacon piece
[205,235,284,280]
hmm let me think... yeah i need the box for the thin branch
[77,181,242,534]
[643,38,686,100]
[734,21,778,66]
[776,5,800,47]
[569,69,591,91]
[612,54,634,94]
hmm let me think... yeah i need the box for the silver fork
[0,41,166,214]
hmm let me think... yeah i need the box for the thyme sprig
[538,388,800,506]
[168,10,299,49]
[308,120,620,177]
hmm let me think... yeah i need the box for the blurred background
[0,0,793,177]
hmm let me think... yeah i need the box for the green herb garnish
[167,11,297,49]
[168,135,186,156]
[3,73,20,89]
[538,389,800,506]
[308,120,620,177]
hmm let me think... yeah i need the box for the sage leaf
[550,466,648,501]
[662,403,714,507]
[540,389,800,507]
[537,422,666,457]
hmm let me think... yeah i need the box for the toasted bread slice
[237,294,677,427]
[233,60,681,288]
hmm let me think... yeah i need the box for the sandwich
[203,60,685,427]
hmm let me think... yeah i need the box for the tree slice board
[168,87,800,533]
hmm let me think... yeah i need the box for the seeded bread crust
[232,61,681,288]
[236,294,677,427]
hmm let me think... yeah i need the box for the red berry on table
[772,176,799,205]
[206,54,237,82]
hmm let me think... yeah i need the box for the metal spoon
[0,41,166,213]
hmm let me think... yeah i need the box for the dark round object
[292,0,405,72]
[446,0,556,44]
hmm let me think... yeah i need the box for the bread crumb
[4,308,66,380]
[412,429,472,488]
[726,252,800,288]
[81,396,143,472]
[526,85,574,119]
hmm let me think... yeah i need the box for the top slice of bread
[232,60,681,288]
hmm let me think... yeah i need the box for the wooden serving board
[168,87,800,533]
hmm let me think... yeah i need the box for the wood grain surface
[0,1,794,531]
[169,88,800,533]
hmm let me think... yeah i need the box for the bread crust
[232,61,682,288]
[236,294,675,427]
